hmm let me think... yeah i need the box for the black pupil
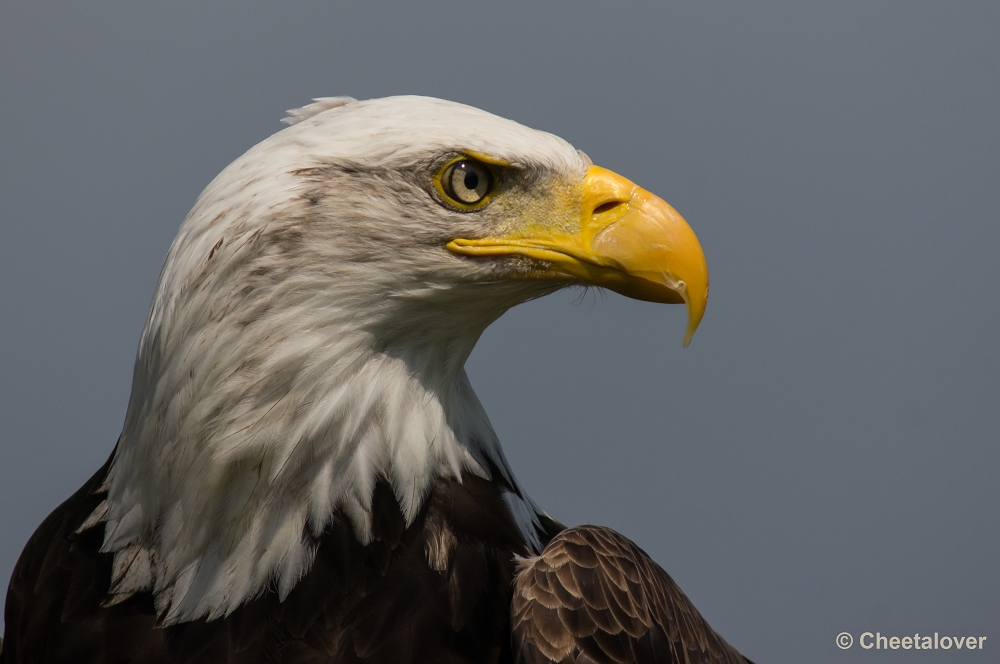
[463,170,479,190]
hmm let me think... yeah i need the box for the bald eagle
[1,97,750,664]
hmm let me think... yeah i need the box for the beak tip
[681,287,708,348]
[681,322,697,348]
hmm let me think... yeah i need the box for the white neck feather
[98,287,542,623]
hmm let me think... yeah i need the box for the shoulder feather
[512,525,753,664]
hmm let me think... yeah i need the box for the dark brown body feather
[2,455,751,664]
[1,451,556,663]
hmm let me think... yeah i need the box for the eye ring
[437,158,494,208]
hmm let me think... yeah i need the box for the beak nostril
[593,200,625,215]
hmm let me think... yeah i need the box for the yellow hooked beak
[447,165,709,346]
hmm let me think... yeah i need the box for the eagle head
[95,96,708,623]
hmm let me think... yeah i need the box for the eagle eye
[440,159,493,207]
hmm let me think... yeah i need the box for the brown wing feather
[512,526,753,664]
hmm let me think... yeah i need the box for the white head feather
[93,96,589,624]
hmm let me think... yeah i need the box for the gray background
[2,2,997,661]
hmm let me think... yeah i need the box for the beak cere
[448,165,710,346]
